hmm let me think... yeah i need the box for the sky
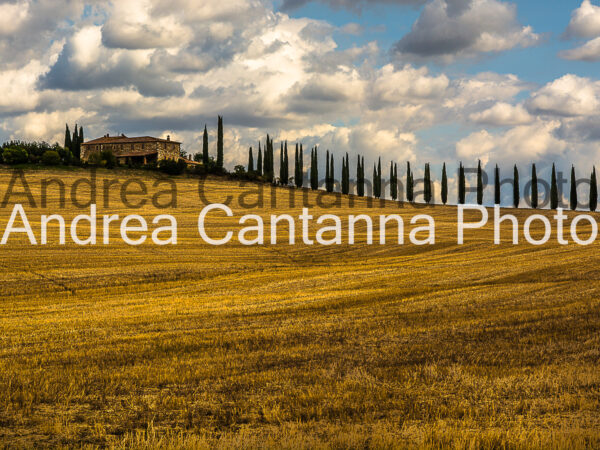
[1,0,600,201]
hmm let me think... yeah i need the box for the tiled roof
[83,135,181,145]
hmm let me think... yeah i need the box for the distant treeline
[1,116,596,211]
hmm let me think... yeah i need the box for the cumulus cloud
[280,0,426,12]
[393,0,540,62]
[564,0,600,39]
[560,37,600,61]
[527,74,600,117]
[469,102,533,126]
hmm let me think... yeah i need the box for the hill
[0,167,598,448]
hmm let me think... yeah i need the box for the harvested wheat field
[0,166,598,448]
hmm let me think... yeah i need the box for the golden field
[0,166,598,449]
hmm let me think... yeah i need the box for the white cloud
[393,0,540,62]
[469,102,533,126]
[565,0,600,39]
[559,36,600,61]
[527,74,600,117]
[0,1,29,36]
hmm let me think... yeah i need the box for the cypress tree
[550,163,558,210]
[570,165,577,211]
[394,163,399,201]
[477,160,483,205]
[372,164,377,198]
[330,153,335,193]
[325,150,330,191]
[64,124,72,153]
[424,163,432,204]
[377,157,382,199]
[407,162,413,202]
[342,153,349,195]
[531,164,538,209]
[441,163,448,205]
[310,147,318,190]
[361,157,365,197]
[513,165,520,208]
[202,125,209,165]
[248,147,254,173]
[458,163,465,205]
[357,155,363,197]
[78,126,84,158]
[279,142,284,184]
[390,161,397,200]
[284,142,289,184]
[297,144,304,188]
[257,142,262,176]
[295,144,300,188]
[494,165,500,205]
[591,167,598,212]
[217,116,224,169]
[72,124,78,159]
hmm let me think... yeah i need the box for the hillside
[0,167,598,448]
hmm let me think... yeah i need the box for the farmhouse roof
[83,135,181,145]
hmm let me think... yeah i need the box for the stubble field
[0,166,598,448]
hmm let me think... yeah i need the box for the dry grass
[0,166,598,448]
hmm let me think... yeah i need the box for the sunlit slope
[0,167,598,448]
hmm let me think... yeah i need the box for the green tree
[342,153,349,195]
[257,142,262,176]
[441,163,448,205]
[202,125,209,165]
[458,163,465,205]
[407,161,413,202]
[390,161,397,200]
[64,124,71,151]
[248,147,254,173]
[310,147,319,190]
[329,153,335,193]
[357,155,364,197]
[477,160,483,205]
[494,165,500,205]
[513,165,520,208]
[280,142,285,184]
[531,164,538,209]
[299,144,304,188]
[424,163,432,204]
[217,116,224,169]
[570,165,577,211]
[590,167,598,212]
[550,163,558,210]
[376,157,382,199]
[79,126,84,153]
[72,124,79,159]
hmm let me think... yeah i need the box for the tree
[590,167,598,212]
[424,163,432,204]
[513,165,520,208]
[390,161,397,200]
[79,126,84,149]
[72,124,79,160]
[216,116,224,169]
[284,142,289,185]
[494,165,500,205]
[299,144,304,188]
[407,161,413,202]
[477,160,483,205]
[441,163,448,205]
[357,155,364,197]
[376,157,382,199]
[342,153,350,195]
[550,163,558,210]
[202,125,209,165]
[280,142,285,184]
[531,163,538,209]
[458,163,465,205]
[329,153,335,193]
[295,144,300,188]
[570,165,577,211]
[310,147,319,190]
[257,142,263,176]
[248,147,254,173]
[64,124,71,151]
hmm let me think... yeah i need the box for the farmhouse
[81,134,181,165]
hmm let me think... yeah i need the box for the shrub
[2,147,29,165]
[41,150,61,166]
[158,159,187,175]
[101,149,117,169]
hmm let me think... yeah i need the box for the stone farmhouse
[80,134,181,165]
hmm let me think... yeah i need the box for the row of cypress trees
[64,124,84,160]
[247,142,598,211]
